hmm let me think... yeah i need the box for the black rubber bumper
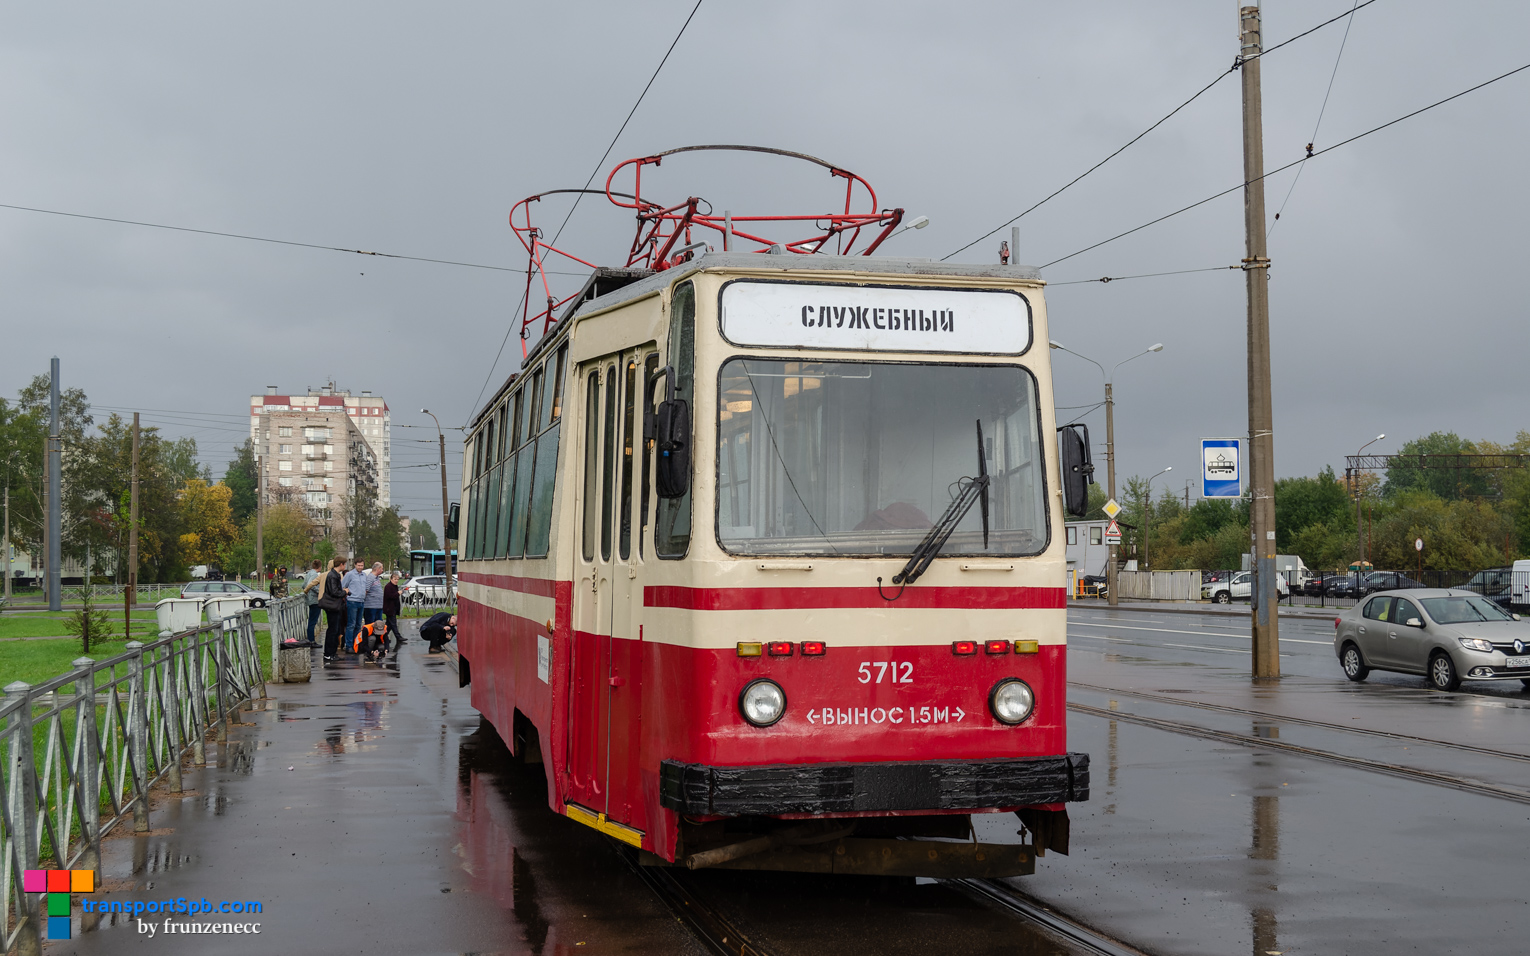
[659,753,1089,816]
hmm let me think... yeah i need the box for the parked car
[189,565,225,581]
[1303,573,1342,597]
[399,575,457,605]
[1334,589,1530,691]
[181,580,271,607]
[1325,574,1360,598]
[1204,570,1290,604]
[1462,567,1512,607]
[1358,571,1425,596]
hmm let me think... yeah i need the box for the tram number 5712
[858,661,914,684]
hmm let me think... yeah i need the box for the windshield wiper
[883,421,990,594]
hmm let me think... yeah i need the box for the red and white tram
[455,149,1092,877]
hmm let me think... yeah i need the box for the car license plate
[1505,656,1530,668]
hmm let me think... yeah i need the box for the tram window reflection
[619,358,637,561]
[716,359,1048,556]
[582,371,601,562]
[640,352,659,559]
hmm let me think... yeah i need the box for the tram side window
[640,352,659,558]
[600,363,619,562]
[656,281,695,558]
[525,416,561,558]
[483,412,502,559]
[582,371,601,562]
[504,386,529,559]
[619,357,637,560]
[553,341,572,419]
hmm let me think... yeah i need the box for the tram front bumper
[659,753,1089,816]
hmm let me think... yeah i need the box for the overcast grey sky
[3,0,1526,522]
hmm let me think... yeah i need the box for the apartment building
[248,384,390,541]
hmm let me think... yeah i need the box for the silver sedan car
[1334,588,1530,691]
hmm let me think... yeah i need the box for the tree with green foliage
[223,440,258,525]
[63,587,114,653]
[408,518,440,551]
[0,398,46,557]
[342,487,407,570]
[1274,466,1350,551]
[1384,432,1492,500]
[64,415,196,582]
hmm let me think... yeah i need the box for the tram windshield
[717,359,1048,556]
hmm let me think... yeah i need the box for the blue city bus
[408,549,458,578]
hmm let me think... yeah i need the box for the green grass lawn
[0,611,159,642]
[0,622,273,690]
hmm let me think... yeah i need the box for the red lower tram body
[458,574,1088,876]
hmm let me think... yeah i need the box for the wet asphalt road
[974,604,1530,956]
[46,606,1530,955]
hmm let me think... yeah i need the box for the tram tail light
[1014,640,1039,654]
[767,642,794,657]
[952,641,977,656]
[737,642,763,657]
[984,640,1010,655]
[800,641,826,656]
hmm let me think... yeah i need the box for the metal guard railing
[1,608,267,954]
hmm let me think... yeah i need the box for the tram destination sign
[719,281,1032,354]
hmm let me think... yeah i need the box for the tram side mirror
[445,502,460,541]
[1057,423,1094,518]
[655,399,691,499]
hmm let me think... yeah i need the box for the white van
[1511,560,1530,607]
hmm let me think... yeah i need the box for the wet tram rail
[628,840,1147,956]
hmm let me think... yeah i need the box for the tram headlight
[739,679,786,727]
[989,679,1035,725]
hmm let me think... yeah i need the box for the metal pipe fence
[0,609,265,954]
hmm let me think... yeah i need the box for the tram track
[1070,681,1530,763]
[951,879,1151,956]
[1068,700,1530,804]
[623,848,776,956]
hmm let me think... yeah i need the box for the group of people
[291,557,399,662]
[286,557,458,661]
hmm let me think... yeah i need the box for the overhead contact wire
[1041,57,1530,268]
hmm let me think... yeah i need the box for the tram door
[569,352,646,823]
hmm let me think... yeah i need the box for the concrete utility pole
[422,409,453,599]
[125,414,140,638]
[47,357,61,612]
[255,454,264,587]
[1104,382,1117,603]
[1240,5,1279,678]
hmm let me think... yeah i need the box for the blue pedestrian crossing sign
[1202,439,1241,498]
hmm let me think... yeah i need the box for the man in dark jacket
[419,612,457,653]
[318,557,350,660]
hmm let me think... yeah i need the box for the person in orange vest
[353,619,388,662]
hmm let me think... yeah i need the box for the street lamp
[1351,433,1385,572]
[884,215,930,242]
[1144,467,1172,571]
[421,409,454,600]
[1050,341,1165,605]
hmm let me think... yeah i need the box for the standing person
[342,559,369,655]
[319,557,349,661]
[382,572,403,650]
[419,612,457,653]
[301,559,324,645]
[363,562,385,628]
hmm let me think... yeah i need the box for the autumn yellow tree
[178,480,237,566]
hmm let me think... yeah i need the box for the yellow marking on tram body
[564,802,645,847]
